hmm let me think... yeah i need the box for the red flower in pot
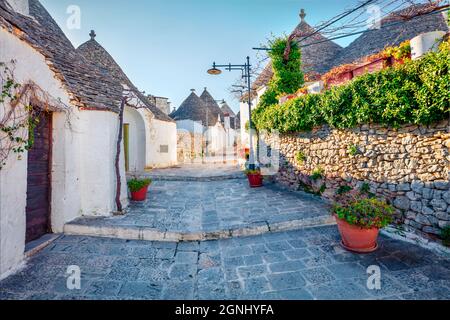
[244,169,263,188]
[128,178,152,201]
[332,197,394,253]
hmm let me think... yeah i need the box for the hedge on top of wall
[252,39,450,134]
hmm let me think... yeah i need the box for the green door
[123,124,130,172]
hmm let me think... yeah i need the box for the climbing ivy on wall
[257,37,304,111]
[253,39,450,133]
[0,62,37,170]
[0,60,70,170]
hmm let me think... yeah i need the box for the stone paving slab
[65,179,334,241]
[1,226,449,300]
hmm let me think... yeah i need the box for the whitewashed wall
[206,123,226,155]
[77,111,128,217]
[139,109,177,168]
[0,29,128,278]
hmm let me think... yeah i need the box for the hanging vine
[114,87,151,214]
[0,60,70,170]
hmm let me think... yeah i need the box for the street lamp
[207,56,256,170]
[207,63,222,75]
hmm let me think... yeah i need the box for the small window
[160,145,169,153]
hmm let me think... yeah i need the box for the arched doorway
[123,107,146,173]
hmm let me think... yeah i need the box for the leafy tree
[256,37,304,111]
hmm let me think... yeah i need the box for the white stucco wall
[0,29,75,277]
[78,111,128,216]
[51,108,82,232]
[0,29,129,277]
[124,106,146,173]
[139,109,177,169]
[205,124,226,155]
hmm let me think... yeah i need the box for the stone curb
[382,226,450,258]
[63,216,336,242]
[146,174,246,182]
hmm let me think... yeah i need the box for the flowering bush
[253,39,449,133]
[383,41,411,60]
[333,197,394,229]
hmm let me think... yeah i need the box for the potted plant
[245,169,263,188]
[332,195,394,253]
[128,177,152,201]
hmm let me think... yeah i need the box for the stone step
[147,173,246,182]
[64,215,335,242]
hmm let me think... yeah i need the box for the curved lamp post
[207,57,256,170]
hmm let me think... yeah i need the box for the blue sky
[42,0,365,113]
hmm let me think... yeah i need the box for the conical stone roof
[200,88,224,124]
[0,0,123,112]
[248,9,343,95]
[77,34,173,122]
[331,3,449,68]
[170,91,217,127]
[220,101,236,117]
[291,10,343,75]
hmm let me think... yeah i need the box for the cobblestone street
[64,179,333,241]
[1,225,449,300]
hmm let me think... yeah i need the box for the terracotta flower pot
[247,174,263,188]
[130,185,149,202]
[334,215,380,253]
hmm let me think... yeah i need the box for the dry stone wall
[265,120,449,242]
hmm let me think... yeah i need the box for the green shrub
[244,169,261,175]
[442,226,450,247]
[348,145,359,156]
[252,41,450,133]
[296,151,307,164]
[127,178,152,192]
[359,182,376,198]
[336,185,353,195]
[333,198,395,229]
[311,167,324,181]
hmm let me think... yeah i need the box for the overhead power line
[298,0,379,43]
[253,6,448,51]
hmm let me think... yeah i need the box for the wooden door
[26,111,52,243]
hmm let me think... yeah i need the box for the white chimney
[410,31,446,60]
[224,114,231,129]
[6,0,30,16]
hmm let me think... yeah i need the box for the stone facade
[263,120,449,242]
